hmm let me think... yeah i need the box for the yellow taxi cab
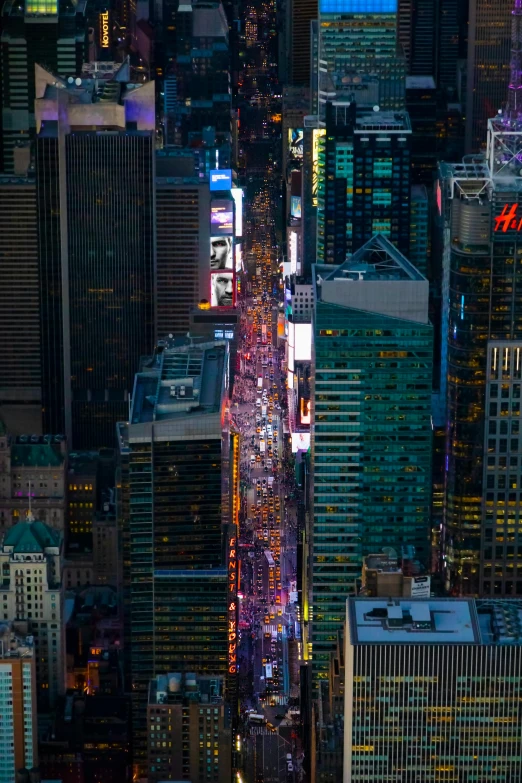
[277,624,283,633]
[275,595,281,604]
[264,615,270,624]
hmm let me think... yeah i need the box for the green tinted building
[310,236,433,684]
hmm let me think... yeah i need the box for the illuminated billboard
[312,128,326,207]
[320,0,396,10]
[210,236,233,270]
[211,199,234,235]
[288,322,295,372]
[231,187,243,236]
[210,168,232,191]
[291,196,302,219]
[235,243,243,272]
[288,129,304,159]
[291,432,311,452]
[300,397,311,425]
[99,10,110,48]
[289,231,298,274]
[295,323,312,362]
[211,271,234,307]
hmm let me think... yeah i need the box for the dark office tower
[466,0,512,153]
[316,101,411,265]
[437,0,459,94]
[156,155,211,339]
[35,67,155,450]
[406,76,438,185]
[118,337,238,772]
[410,0,436,77]
[0,0,87,173]
[162,1,231,147]
[0,172,40,406]
[285,0,317,86]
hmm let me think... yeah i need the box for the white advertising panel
[231,187,243,236]
[294,323,312,362]
[291,432,311,452]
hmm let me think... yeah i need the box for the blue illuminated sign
[320,0,396,12]
[210,169,232,191]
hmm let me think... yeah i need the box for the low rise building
[147,673,232,783]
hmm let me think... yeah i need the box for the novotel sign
[99,11,110,49]
[210,169,232,191]
[494,203,522,233]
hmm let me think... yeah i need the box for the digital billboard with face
[210,236,233,270]
[211,199,234,235]
[211,271,235,307]
[288,129,304,159]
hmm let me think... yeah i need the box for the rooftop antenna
[26,491,34,523]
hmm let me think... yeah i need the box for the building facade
[317,0,405,115]
[344,597,522,782]
[0,429,66,540]
[0,0,87,172]
[117,337,238,769]
[35,66,155,450]
[0,623,38,783]
[147,673,232,783]
[311,236,433,685]
[0,176,40,404]
[316,102,411,264]
[465,0,511,153]
[0,516,65,709]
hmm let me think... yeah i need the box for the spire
[508,0,522,118]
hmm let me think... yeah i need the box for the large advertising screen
[291,196,302,219]
[231,187,243,237]
[211,199,234,235]
[210,236,233,270]
[288,129,304,159]
[291,432,310,452]
[295,323,312,362]
[210,168,232,191]
[211,271,235,307]
[320,0,396,10]
[289,231,298,274]
[312,128,326,207]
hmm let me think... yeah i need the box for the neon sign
[494,203,522,233]
[228,535,238,675]
[99,11,110,48]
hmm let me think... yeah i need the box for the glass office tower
[117,337,238,770]
[316,101,411,264]
[311,235,433,685]
[317,0,405,116]
[35,68,155,449]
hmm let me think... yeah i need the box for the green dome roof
[3,518,61,553]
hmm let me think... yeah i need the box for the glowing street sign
[99,11,110,48]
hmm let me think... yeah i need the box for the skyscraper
[316,102,412,264]
[317,0,406,115]
[0,173,40,405]
[35,65,155,449]
[465,0,512,153]
[311,235,433,685]
[344,597,522,782]
[285,0,318,87]
[117,337,238,769]
[0,0,87,172]
[156,165,211,339]
[0,624,38,782]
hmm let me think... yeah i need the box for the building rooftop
[0,621,34,659]
[3,517,61,553]
[149,672,224,706]
[348,598,522,646]
[129,338,228,425]
[11,442,64,468]
[316,235,426,284]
